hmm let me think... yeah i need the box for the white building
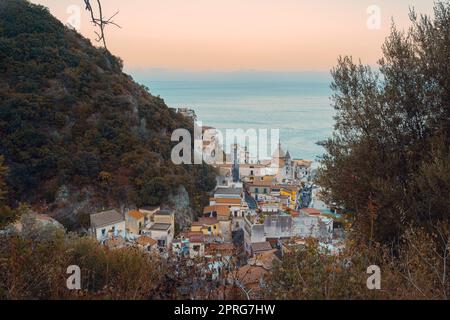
[147,223,174,249]
[90,210,126,242]
[293,210,334,242]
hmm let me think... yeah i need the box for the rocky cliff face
[167,186,195,231]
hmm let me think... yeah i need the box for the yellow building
[154,209,175,232]
[191,217,220,236]
[280,187,298,203]
[125,210,145,235]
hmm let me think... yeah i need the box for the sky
[31,0,434,72]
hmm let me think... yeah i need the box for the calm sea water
[131,71,335,161]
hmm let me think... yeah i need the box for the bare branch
[83,0,121,49]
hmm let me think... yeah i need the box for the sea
[129,70,336,162]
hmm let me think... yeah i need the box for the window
[158,240,166,247]
[101,229,106,236]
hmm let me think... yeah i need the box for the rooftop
[203,205,230,216]
[136,236,157,247]
[90,210,124,228]
[150,223,172,231]
[127,210,144,220]
[300,208,322,215]
[233,265,268,286]
[212,198,241,205]
[214,187,242,196]
[251,241,273,253]
[180,231,205,243]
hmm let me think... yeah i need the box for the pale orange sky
[31,0,433,71]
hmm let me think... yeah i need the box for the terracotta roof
[198,217,218,225]
[189,233,204,243]
[234,265,268,285]
[180,231,204,243]
[213,198,241,205]
[203,205,230,216]
[300,208,322,215]
[136,236,157,246]
[180,231,203,238]
[127,210,144,220]
[249,249,281,270]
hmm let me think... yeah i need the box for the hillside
[0,0,216,229]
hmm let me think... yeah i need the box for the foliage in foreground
[265,224,449,300]
[318,1,450,244]
[0,221,164,300]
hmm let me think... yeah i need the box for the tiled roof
[136,236,157,246]
[203,205,230,216]
[213,198,241,205]
[234,265,268,285]
[198,217,218,225]
[127,210,144,220]
[179,231,204,243]
[300,208,322,215]
[90,210,124,228]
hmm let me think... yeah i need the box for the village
[0,108,348,299]
[84,117,347,298]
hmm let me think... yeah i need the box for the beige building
[154,209,175,232]
[136,236,158,253]
[125,210,145,235]
[139,206,161,224]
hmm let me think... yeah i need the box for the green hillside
[0,0,216,228]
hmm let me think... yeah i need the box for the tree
[0,156,20,229]
[0,156,7,202]
[83,0,121,49]
[318,2,450,245]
